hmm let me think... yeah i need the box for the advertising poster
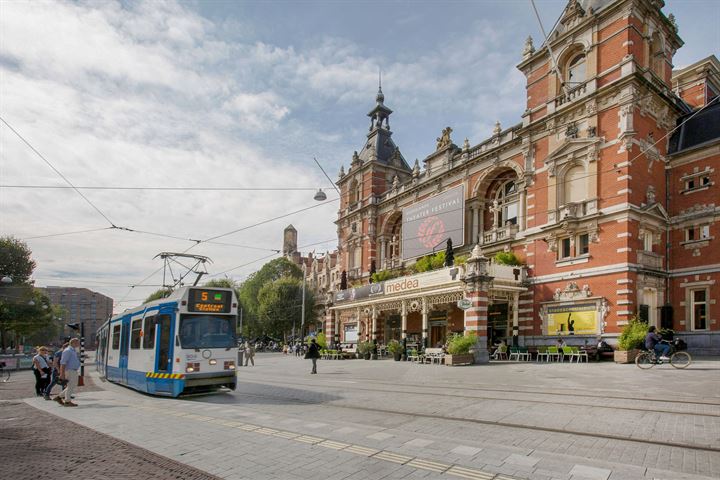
[546,303,597,335]
[402,185,465,260]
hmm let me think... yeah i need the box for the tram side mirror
[175,336,179,346]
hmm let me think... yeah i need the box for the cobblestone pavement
[12,354,720,480]
[0,371,220,480]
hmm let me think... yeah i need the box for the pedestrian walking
[244,341,255,366]
[56,338,81,407]
[32,347,51,396]
[44,343,68,400]
[305,339,320,374]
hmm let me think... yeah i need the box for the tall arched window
[650,33,664,78]
[389,216,402,260]
[564,165,586,205]
[349,179,361,206]
[566,54,586,86]
[495,180,519,227]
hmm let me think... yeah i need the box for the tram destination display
[188,288,232,313]
[402,185,465,260]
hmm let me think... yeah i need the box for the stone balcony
[548,199,598,223]
[481,223,520,245]
[637,250,664,270]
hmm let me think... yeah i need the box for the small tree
[618,317,648,351]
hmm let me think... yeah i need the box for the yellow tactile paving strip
[131,403,524,480]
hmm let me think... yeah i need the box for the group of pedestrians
[31,338,81,407]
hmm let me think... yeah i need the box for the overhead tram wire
[0,116,117,228]
[1,185,334,191]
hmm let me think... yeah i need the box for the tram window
[112,325,121,350]
[131,319,142,349]
[143,316,156,349]
[179,314,236,349]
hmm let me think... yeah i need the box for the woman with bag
[305,339,321,374]
[32,346,51,396]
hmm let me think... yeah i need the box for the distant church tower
[283,224,298,256]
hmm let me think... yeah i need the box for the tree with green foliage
[0,237,57,351]
[239,257,302,316]
[255,276,314,339]
[143,288,174,303]
[493,251,523,266]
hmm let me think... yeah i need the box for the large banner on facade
[546,303,597,335]
[334,282,385,303]
[402,185,465,260]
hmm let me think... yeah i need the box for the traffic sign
[457,298,472,310]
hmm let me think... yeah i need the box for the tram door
[155,313,173,373]
[119,318,130,384]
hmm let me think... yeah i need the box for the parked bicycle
[635,339,692,369]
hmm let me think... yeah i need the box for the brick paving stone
[0,373,219,480]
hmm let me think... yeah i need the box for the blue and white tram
[97,286,238,397]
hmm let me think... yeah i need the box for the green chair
[536,346,549,362]
[547,346,561,362]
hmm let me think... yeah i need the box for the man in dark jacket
[306,339,321,374]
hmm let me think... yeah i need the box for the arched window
[349,179,360,205]
[566,54,586,86]
[494,179,519,227]
[563,165,586,204]
[650,33,664,78]
[389,216,402,260]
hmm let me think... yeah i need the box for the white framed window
[685,224,711,242]
[563,164,586,206]
[495,180,518,227]
[567,54,586,86]
[578,233,590,255]
[560,237,572,259]
[685,175,711,191]
[690,289,708,331]
[642,231,654,252]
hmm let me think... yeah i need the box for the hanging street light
[1,276,12,284]
[313,188,327,201]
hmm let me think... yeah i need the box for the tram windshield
[179,314,236,349]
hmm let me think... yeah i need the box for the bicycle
[635,339,692,369]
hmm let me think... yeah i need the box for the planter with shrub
[614,317,648,363]
[444,334,476,366]
[387,340,403,361]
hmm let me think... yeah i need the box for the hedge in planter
[387,340,403,361]
[445,334,476,366]
[615,317,648,363]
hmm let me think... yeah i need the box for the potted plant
[445,333,476,366]
[614,317,647,363]
[358,341,372,360]
[387,340,403,361]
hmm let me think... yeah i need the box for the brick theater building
[309,0,719,358]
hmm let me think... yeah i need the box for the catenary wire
[0,115,117,227]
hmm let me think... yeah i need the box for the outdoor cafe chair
[546,346,561,362]
[518,346,531,361]
[508,346,521,361]
[492,345,508,360]
[562,346,578,362]
[536,346,549,362]
[571,346,589,363]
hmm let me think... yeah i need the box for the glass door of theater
[429,311,448,348]
[487,303,509,347]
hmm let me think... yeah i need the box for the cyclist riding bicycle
[645,326,670,361]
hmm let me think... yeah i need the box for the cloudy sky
[1,0,718,312]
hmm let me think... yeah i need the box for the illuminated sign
[546,303,597,335]
[187,289,232,314]
[402,185,465,260]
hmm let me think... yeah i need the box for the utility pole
[301,263,306,344]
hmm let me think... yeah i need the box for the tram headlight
[209,359,217,366]
[186,362,200,373]
[224,361,235,370]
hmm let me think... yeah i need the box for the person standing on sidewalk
[244,341,255,366]
[44,343,68,400]
[32,347,51,396]
[56,338,81,407]
[305,339,320,374]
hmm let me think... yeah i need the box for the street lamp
[313,188,327,201]
[1,276,12,284]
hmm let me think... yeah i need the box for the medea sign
[402,185,465,260]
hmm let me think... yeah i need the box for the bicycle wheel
[670,351,692,369]
[635,352,654,369]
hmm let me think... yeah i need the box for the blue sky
[1,0,718,310]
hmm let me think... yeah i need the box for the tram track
[245,375,720,418]
[229,386,720,454]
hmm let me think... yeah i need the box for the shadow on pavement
[189,381,342,406]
